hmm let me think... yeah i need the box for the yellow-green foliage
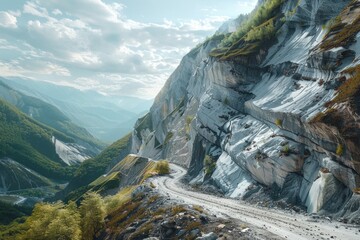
[154,160,170,175]
[164,132,173,145]
[275,118,283,127]
[321,2,360,50]
[16,201,82,240]
[329,65,360,106]
[220,0,284,47]
[80,192,106,240]
[210,0,284,59]
[128,222,154,240]
[104,186,136,214]
[142,160,170,182]
[244,18,276,42]
[336,144,344,156]
[171,205,187,215]
[203,155,216,176]
[192,205,204,213]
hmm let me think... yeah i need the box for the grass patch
[328,66,360,109]
[192,205,204,213]
[320,1,360,50]
[171,205,187,215]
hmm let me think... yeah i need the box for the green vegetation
[0,81,105,151]
[210,0,284,60]
[328,66,360,109]
[65,155,169,202]
[164,131,173,145]
[63,134,131,200]
[154,160,170,175]
[0,202,32,225]
[203,155,216,176]
[244,18,276,42]
[275,118,283,127]
[336,144,344,156]
[80,192,106,240]
[0,193,106,240]
[320,0,360,50]
[281,145,290,156]
[0,99,76,180]
[142,160,170,182]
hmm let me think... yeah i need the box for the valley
[1,0,360,239]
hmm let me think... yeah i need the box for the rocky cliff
[131,0,360,220]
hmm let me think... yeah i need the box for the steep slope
[0,80,104,158]
[58,133,132,201]
[0,99,76,188]
[130,0,360,220]
[2,77,153,142]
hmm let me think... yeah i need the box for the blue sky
[0,0,257,98]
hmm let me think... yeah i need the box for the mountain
[58,133,132,201]
[1,78,153,143]
[0,80,105,155]
[127,0,360,220]
[0,98,77,187]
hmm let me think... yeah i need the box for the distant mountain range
[1,77,153,143]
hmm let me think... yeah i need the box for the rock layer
[131,0,360,218]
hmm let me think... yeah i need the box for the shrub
[275,119,283,127]
[155,160,170,175]
[164,132,173,145]
[80,192,106,240]
[203,155,216,176]
[281,145,290,156]
[336,144,344,156]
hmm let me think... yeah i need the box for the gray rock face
[131,0,360,214]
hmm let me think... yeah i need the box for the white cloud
[52,9,62,16]
[0,0,257,99]
[23,1,49,18]
[0,11,18,28]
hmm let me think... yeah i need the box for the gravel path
[154,164,360,240]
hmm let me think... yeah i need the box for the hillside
[58,133,132,201]
[0,98,76,181]
[0,80,105,153]
[130,0,360,220]
[1,78,153,143]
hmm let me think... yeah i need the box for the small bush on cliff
[155,160,170,175]
[204,155,216,176]
[336,144,344,156]
[275,119,283,127]
[164,132,173,145]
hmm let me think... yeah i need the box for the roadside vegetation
[0,158,171,240]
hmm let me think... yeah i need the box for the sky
[0,0,257,99]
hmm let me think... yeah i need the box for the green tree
[80,192,106,240]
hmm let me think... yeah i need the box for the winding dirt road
[155,164,359,240]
